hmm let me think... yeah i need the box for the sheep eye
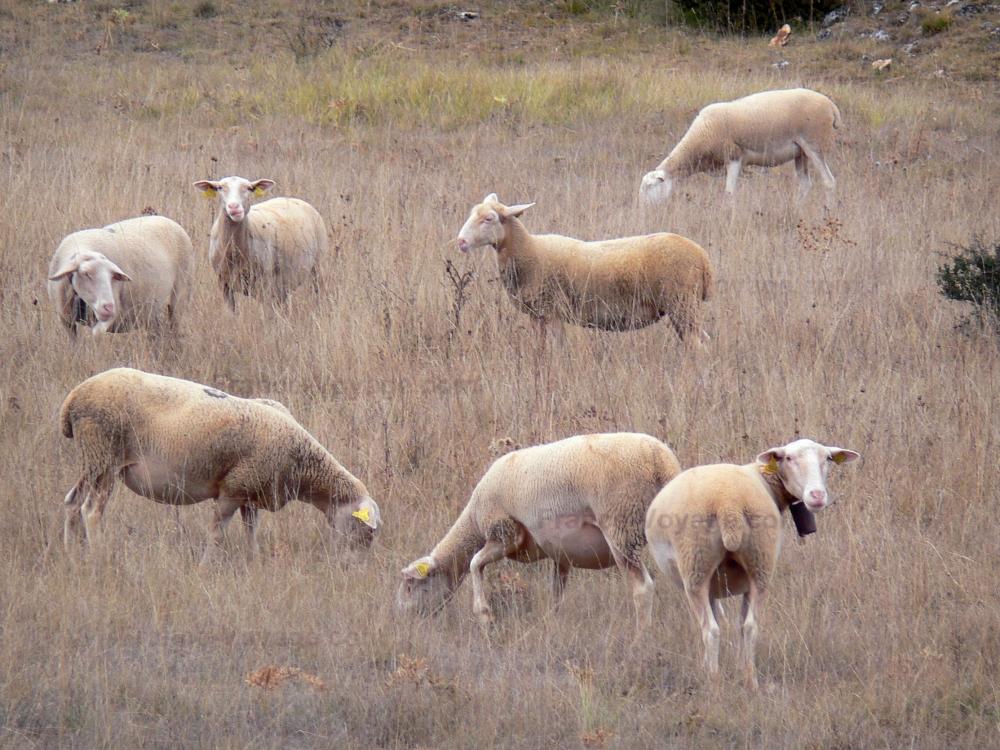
[482,215,493,223]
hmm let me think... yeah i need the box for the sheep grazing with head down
[644,438,860,689]
[59,368,381,558]
[192,176,327,310]
[397,433,682,630]
[640,88,842,203]
[47,215,195,339]
[456,194,714,342]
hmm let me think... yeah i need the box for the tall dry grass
[1,7,1000,748]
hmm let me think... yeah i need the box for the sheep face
[457,193,535,252]
[49,251,132,333]
[397,556,459,615]
[331,496,381,549]
[639,169,674,204]
[194,176,275,223]
[757,439,860,511]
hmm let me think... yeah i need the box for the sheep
[397,432,681,630]
[456,194,714,342]
[191,176,327,311]
[644,438,860,689]
[639,88,842,203]
[59,367,381,558]
[47,215,195,339]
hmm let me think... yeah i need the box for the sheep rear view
[47,215,195,338]
[60,368,380,558]
[640,88,842,203]
[457,194,714,342]
[397,432,681,630]
[644,438,860,688]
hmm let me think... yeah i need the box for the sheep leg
[725,159,743,195]
[239,504,260,558]
[222,283,237,313]
[551,561,571,603]
[468,541,515,624]
[685,579,721,679]
[202,497,242,563]
[740,580,767,690]
[79,471,115,548]
[63,479,88,546]
[794,152,811,199]
[796,142,835,190]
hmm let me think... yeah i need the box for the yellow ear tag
[252,187,266,197]
[201,189,216,199]
[352,507,370,524]
[763,457,779,475]
[832,453,846,465]
[414,561,430,578]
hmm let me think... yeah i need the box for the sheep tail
[718,508,748,552]
[701,261,714,302]
[831,100,843,130]
[60,396,75,439]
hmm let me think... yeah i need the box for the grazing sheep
[47,216,194,338]
[456,194,714,342]
[192,176,327,310]
[59,368,381,557]
[640,88,842,203]
[644,438,860,688]
[397,433,681,629]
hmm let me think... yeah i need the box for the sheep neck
[297,445,366,510]
[214,211,252,273]
[757,466,799,514]
[429,505,484,587]
[495,216,539,291]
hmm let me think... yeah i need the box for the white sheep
[456,194,714,342]
[47,215,195,338]
[639,88,842,203]
[59,367,381,557]
[644,438,860,688]
[397,433,681,629]
[192,176,327,310]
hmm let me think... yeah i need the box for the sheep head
[49,251,132,334]
[757,438,860,511]
[397,555,462,616]
[457,193,535,252]
[193,176,275,222]
[639,169,674,204]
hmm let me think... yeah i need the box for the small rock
[873,29,891,41]
[817,28,833,40]
[909,1,920,9]
[823,7,848,26]
[903,41,920,54]
[872,3,884,14]
[457,10,479,21]
[771,60,790,69]
[895,11,910,24]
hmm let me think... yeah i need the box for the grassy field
[1,1,999,747]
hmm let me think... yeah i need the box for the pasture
[1,1,998,747]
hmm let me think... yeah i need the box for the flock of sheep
[51,87,857,689]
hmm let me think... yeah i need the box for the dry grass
[1,2,999,748]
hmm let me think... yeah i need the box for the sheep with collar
[644,438,860,689]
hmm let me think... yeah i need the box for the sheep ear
[402,556,436,579]
[756,448,783,474]
[105,259,132,282]
[193,180,219,199]
[504,202,534,218]
[483,193,499,203]
[828,448,860,465]
[351,497,381,529]
[250,179,275,197]
[49,260,79,281]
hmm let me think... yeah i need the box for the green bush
[937,237,1000,331]
[921,11,953,35]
